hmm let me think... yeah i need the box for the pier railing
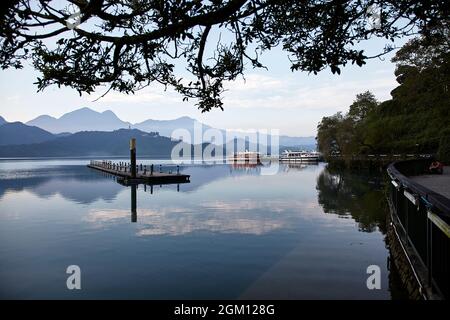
[387,159,449,299]
[89,160,181,176]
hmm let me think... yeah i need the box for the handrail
[387,160,450,218]
[387,159,449,299]
[328,154,434,160]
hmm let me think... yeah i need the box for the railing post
[427,214,432,287]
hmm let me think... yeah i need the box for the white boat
[279,150,321,162]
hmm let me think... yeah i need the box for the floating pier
[87,160,190,185]
[87,138,190,185]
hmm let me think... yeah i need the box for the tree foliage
[317,21,450,158]
[0,0,447,111]
[317,90,379,156]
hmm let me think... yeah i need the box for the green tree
[0,0,447,111]
[317,90,378,157]
[317,21,450,157]
[316,112,344,157]
[376,21,449,153]
[348,91,378,123]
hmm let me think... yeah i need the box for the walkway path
[410,166,450,199]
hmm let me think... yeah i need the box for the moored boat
[279,150,321,161]
[228,151,262,164]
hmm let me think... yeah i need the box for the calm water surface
[0,159,407,299]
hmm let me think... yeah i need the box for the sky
[0,30,408,137]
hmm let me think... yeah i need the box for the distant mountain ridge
[0,121,315,157]
[134,116,214,139]
[27,107,131,133]
[0,122,56,146]
[0,128,180,157]
[24,107,315,147]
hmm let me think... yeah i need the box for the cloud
[5,95,21,103]
[225,74,285,91]
[222,73,397,111]
[90,85,182,105]
[85,68,397,118]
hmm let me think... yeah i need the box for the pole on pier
[130,138,137,178]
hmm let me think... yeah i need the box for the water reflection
[0,164,226,204]
[131,185,137,223]
[0,165,123,204]
[0,160,406,299]
[316,166,387,233]
[0,162,286,203]
[85,201,291,236]
[0,163,390,236]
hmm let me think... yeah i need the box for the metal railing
[387,159,449,300]
[328,153,434,160]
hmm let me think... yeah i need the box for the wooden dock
[87,160,190,185]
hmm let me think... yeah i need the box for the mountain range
[27,107,131,133]
[0,129,183,157]
[24,107,316,147]
[0,108,316,156]
[0,122,56,146]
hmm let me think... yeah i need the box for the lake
[0,159,407,299]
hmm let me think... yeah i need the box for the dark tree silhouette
[0,0,447,111]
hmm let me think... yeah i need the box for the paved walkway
[410,166,450,199]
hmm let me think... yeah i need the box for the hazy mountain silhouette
[0,116,7,126]
[23,107,315,147]
[54,132,73,138]
[0,128,180,157]
[27,107,130,133]
[279,135,316,146]
[134,116,215,141]
[0,122,56,146]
